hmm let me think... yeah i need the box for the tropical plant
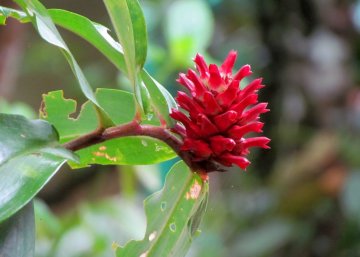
[0,1,269,256]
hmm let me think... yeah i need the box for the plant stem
[63,120,195,171]
[63,120,221,177]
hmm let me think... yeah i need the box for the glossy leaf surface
[116,161,209,257]
[104,0,148,111]
[41,89,176,167]
[0,6,29,25]
[47,8,126,70]
[72,137,175,168]
[0,202,35,257]
[49,8,175,126]
[103,0,147,77]
[1,6,176,127]
[0,114,76,223]
[13,0,114,127]
[141,70,177,126]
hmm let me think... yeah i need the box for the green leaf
[49,9,167,120]
[40,90,98,143]
[72,137,175,168]
[115,161,209,257]
[141,70,177,126]
[41,89,176,167]
[49,8,176,126]
[0,6,29,25]
[103,0,148,111]
[47,9,126,71]
[103,0,147,76]
[0,202,35,257]
[0,6,176,127]
[41,89,141,142]
[13,0,114,128]
[0,114,77,223]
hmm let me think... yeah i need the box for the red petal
[187,69,207,99]
[170,109,201,137]
[241,102,269,122]
[240,78,264,98]
[194,54,209,78]
[242,137,271,149]
[220,50,237,74]
[182,138,212,159]
[210,135,236,155]
[233,64,252,81]
[170,109,189,124]
[177,73,195,93]
[232,138,247,155]
[176,91,204,120]
[227,122,264,139]
[202,91,223,115]
[230,94,258,114]
[208,64,223,91]
[219,153,251,170]
[213,110,238,131]
[197,114,219,137]
[216,80,240,107]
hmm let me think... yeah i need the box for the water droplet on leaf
[160,201,167,211]
[146,112,153,121]
[155,144,163,152]
[169,222,176,232]
[148,231,157,241]
[139,251,148,257]
[194,229,202,237]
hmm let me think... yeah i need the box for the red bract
[170,51,270,171]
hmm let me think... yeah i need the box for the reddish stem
[63,120,198,172]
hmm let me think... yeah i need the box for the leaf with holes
[41,89,176,167]
[49,8,176,126]
[48,8,176,126]
[2,6,176,127]
[115,161,209,257]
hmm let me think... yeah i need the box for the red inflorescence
[170,51,270,171]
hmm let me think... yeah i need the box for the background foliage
[1,0,360,256]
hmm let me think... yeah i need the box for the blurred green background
[1,0,360,256]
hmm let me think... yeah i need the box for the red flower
[170,51,270,171]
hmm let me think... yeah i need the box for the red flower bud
[194,54,209,78]
[182,139,212,159]
[213,111,238,131]
[171,51,270,172]
[210,136,236,155]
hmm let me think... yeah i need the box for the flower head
[170,51,270,171]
